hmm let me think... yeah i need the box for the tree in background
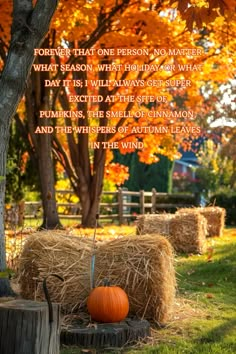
[34,1,236,226]
[21,35,62,229]
[221,130,236,190]
[196,139,234,196]
[6,122,27,203]
[0,0,58,293]
[193,73,236,195]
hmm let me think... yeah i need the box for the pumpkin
[87,280,129,323]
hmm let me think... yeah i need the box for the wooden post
[118,188,123,225]
[0,299,60,354]
[18,200,25,227]
[140,190,145,215]
[151,188,157,213]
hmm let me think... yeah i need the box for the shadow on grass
[176,243,236,317]
[194,318,236,353]
[196,317,236,344]
[213,242,236,259]
[177,240,236,285]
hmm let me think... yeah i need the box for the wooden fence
[5,189,200,226]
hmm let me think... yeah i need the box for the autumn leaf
[207,247,214,262]
[208,283,214,287]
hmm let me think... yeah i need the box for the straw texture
[136,214,174,235]
[169,212,207,253]
[18,231,93,313]
[95,235,176,324]
[18,232,176,324]
[136,213,207,254]
[177,207,226,237]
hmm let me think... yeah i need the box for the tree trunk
[0,179,6,271]
[77,57,109,228]
[79,149,106,228]
[60,319,150,349]
[38,133,61,229]
[0,299,60,354]
[0,0,58,276]
[25,37,61,230]
[56,56,110,228]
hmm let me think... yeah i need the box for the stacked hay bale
[136,213,207,254]
[177,207,226,237]
[18,232,176,325]
[95,235,176,325]
[136,214,174,235]
[169,212,207,254]
[18,231,93,314]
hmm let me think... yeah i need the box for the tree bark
[78,57,110,227]
[60,319,150,349]
[0,180,7,270]
[25,37,61,229]
[0,299,60,354]
[63,57,110,228]
[0,0,58,274]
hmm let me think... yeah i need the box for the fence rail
[5,188,200,226]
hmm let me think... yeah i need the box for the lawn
[60,228,236,354]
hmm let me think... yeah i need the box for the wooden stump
[61,318,150,349]
[0,299,60,354]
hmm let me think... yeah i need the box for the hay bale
[136,212,207,254]
[200,207,225,236]
[177,207,226,237]
[95,235,176,325]
[18,232,176,324]
[168,212,207,254]
[18,231,93,314]
[136,214,175,235]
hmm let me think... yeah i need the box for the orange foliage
[0,0,235,186]
[170,0,236,31]
[104,150,129,186]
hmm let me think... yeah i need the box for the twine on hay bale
[177,207,226,237]
[95,234,176,325]
[136,213,207,254]
[18,231,93,314]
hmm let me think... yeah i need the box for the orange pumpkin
[87,281,129,323]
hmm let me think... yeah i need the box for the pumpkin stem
[103,278,111,287]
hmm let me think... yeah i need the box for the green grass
[60,229,236,354]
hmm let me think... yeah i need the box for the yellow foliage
[1,0,235,187]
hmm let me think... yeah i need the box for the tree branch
[0,0,58,129]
